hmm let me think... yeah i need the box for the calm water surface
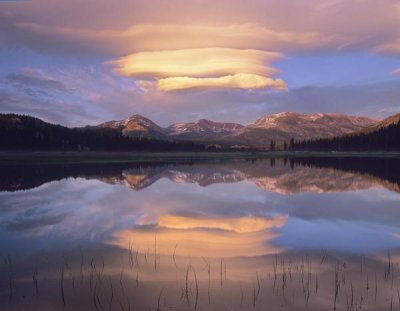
[0,157,400,310]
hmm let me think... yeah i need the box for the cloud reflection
[1,160,400,257]
[111,214,287,258]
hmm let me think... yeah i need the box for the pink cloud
[392,68,400,75]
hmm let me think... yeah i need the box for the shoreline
[0,150,400,165]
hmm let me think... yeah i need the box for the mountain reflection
[108,162,377,194]
[2,157,399,194]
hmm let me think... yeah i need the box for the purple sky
[0,0,400,127]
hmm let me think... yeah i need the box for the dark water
[0,157,400,310]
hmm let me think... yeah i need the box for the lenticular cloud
[109,47,286,91]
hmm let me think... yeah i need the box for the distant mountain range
[1,111,399,151]
[97,112,377,148]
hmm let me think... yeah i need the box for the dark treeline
[0,114,205,151]
[292,121,400,151]
[291,156,400,187]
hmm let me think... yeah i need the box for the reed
[108,277,114,311]
[185,264,190,305]
[154,235,158,271]
[80,249,84,283]
[32,264,39,298]
[193,268,199,310]
[7,255,12,304]
[157,287,164,311]
[2,248,400,310]
[220,260,223,288]
[60,264,66,307]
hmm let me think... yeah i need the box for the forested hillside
[293,114,400,151]
[0,114,205,151]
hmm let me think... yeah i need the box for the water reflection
[111,214,288,258]
[0,157,400,310]
[108,162,375,194]
[2,157,400,193]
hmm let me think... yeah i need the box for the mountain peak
[127,114,150,120]
[274,112,300,117]
[98,114,165,138]
[198,118,213,123]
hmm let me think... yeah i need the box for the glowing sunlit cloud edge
[158,73,287,91]
[108,47,286,91]
[108,48,282,78]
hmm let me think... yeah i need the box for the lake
[1,157,400,310]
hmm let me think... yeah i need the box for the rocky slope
[166,119,244,141]
[358,113,400,134]
[97,114,167,139]
[228,112,376,148]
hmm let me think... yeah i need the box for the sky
[0,0,400,126]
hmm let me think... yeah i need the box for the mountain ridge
[97,112,378,148]
[293,113,400,151]
[359,113,400,134]
[1,111,391,151]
